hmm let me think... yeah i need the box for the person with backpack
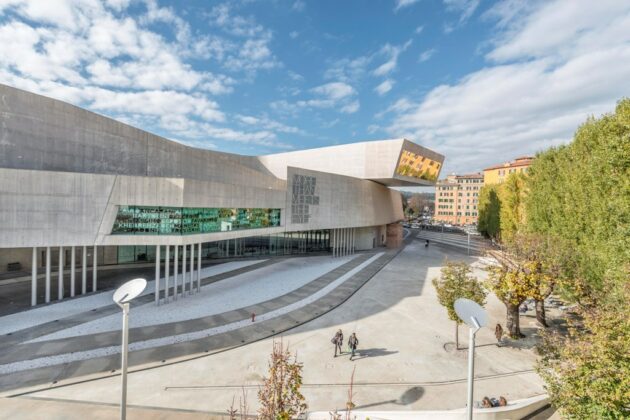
[331,329,343,357]
[348,332,359,360]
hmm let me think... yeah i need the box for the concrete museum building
[0,84,444,308]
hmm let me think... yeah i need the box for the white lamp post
[113,278,147,420]
[454,298,488,420]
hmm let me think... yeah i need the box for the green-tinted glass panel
[111,206,282,235]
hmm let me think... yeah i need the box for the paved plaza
[0,233,546,418]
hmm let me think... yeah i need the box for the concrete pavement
[10,240,546,416]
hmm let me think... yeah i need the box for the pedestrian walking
[495,323,503,347]
[348,332,359,360]
[425,239,430,247]
[331,329,343,357]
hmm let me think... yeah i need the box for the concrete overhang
[258,138,444,187]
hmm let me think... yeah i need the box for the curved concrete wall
[0,84,284,190]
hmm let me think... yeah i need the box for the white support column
[70,246,76,297]
[173,246,179,300]
[155,245,161,305]
[197,242,202,293]
[346,229,350,255]
[349,229,352,255]
[189,243,194,295]
[164,245,170,303]
[45,246,51,303]
[58,246,64,300]
[92,245,97,292]
[82,246,87,294]
[352,228,355,254]
[181,244,187,296]
[31,247,37,306]
[341,229,345,257]
[332,229,337,257]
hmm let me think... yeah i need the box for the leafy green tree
[477,184,501,239]
[526,99,630,305]
[486,258,537,338]
[432,261,487,349]
[257,341,307,420]
[525,99,630,417]
[498,172,527,242]
[537,286,630,419]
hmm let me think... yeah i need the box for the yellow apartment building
[483,156,534,185]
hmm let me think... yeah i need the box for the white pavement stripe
[28,256,355,342]
[0,253,384,375]
[0,260,265,336]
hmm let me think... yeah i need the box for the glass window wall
[112,206,281,235]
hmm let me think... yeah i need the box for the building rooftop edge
[483,157,534,171]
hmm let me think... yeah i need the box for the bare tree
[257,340,307,420]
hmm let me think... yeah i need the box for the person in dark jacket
[348,333,359,360]
[332,329,343,357]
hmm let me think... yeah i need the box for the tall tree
[526,99,630,305]
[525,99,630,417]
[498,172,527,242]
[432,261,487,349]
[477,184,501,239]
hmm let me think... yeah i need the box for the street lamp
[454,298,488,420]
[113,278,147,420]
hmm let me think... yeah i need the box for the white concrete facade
[0,84,444,306]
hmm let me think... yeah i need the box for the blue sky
[1,0,629,179]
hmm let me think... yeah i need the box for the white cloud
[236,114,304,134]
[205,3,280,72]
[289,30,299,39]
[386,0,630,174]
[418,48,436,62]
[311,82,356,100]
[414,25,424,34]
[374,79,395,95]
[373,40,412,76]
[271,81,359,115]
[340,100,360,114]
[0,0,290,150]
[367,124,380,134]
[394,0,420,12]
[444,0,480,23]
[324,55,372,83]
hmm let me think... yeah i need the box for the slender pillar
[164,245,170,303]
[92,245,97,292]
[189,244,194,295]
[155,245,161,305]
[352,228,355,254]
[70,246,76,297]
[173,246,179,300]
[197,242,202,293]
[332,229,336,257]
[58,246,64,300]
[31,247,37,306]
[182,244,187,295]
[341,229,345,256]
[120,302,130,420]
[346,228,350,255]
[82,246,87,294]
[45,246,51,303]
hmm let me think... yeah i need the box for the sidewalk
[0,397,228,420]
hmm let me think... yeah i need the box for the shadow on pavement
[352,386,425,410]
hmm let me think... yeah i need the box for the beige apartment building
[434,173,483,226]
